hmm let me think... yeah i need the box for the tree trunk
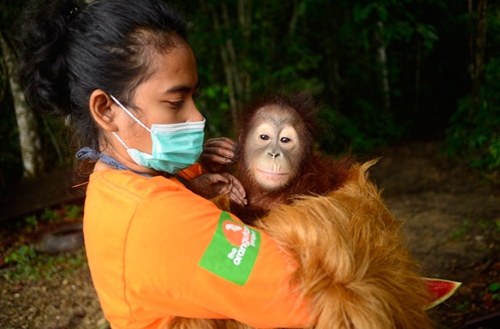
[376,21,391,115]
[468,0,488,93]
[324,0,342,111]
[199,0,252,129]
[210,7,239,125]
[0,32,43,178]
[238,0,252,103]
[289,0,305,37]
[475,0,488,91]
[415,37,422,114]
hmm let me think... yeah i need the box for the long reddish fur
[230,92,357,223]
[254,161,433,329]
[167,161,434,329]
[232,154,356,222]
[168,92,433,328]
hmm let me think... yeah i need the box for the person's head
[18,0,202,171]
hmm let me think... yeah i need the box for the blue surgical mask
[110,95,205,174]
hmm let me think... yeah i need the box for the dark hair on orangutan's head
[237,90,319,156]
[17,0,187,150]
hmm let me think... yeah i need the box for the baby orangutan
[224,92,355,223]
[170,92,433,329]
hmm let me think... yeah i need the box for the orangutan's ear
[89,89,118,132]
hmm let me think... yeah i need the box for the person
[17,0,313,328]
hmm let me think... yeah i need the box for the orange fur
[254,160,433,329]
[166,318,253,329]
[167,161,434,329]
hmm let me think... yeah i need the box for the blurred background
[0,0,499,185]
[0,2,500,328]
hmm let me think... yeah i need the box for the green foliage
[0,0,498,177]
[175,0,452,155]
[64,204,84,220]
[450,220,472,241]
[37,204,83,224]
[316,102,407,155]
[3,245,87,281]
[24,215,38,232]
[455,301,470,311]
[0,203,85,282]
[446,57,500,181]
[41,208,60,223]
[4,244,36,268]
[490,282,500,293]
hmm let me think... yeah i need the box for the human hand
[188,172,247,206]
[200,137,238,173]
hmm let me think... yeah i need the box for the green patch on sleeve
[198,212,261,286]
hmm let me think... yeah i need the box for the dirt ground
[369,141,500,329]
[1,140,499,329]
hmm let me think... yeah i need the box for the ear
[89,89,118,132]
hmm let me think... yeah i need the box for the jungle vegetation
[0,0,498,185]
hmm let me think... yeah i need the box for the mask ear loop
[109,94,151,152]
[109,94,151,132]
[108,94,197,182]
[112,131,131,150]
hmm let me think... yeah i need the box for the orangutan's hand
[188,172,247,206]
[200,137,238,173]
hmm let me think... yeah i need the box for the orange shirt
[83,165,312,329]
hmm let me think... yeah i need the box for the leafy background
[0,2,499,328]
[0,0,498,184]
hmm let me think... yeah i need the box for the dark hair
[237,90,318,154]
[17,0,187,150]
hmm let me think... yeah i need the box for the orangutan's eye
[280,137,291,143]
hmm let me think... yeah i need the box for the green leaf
[353,4,374,22]
[489,138,500,167]
[455,301,470,311]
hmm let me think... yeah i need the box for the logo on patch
[225,221,257,266]
[198,212,261,285]
[223,221,244,246]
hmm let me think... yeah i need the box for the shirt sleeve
[123,177,313,328]
[175,163,203,181]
